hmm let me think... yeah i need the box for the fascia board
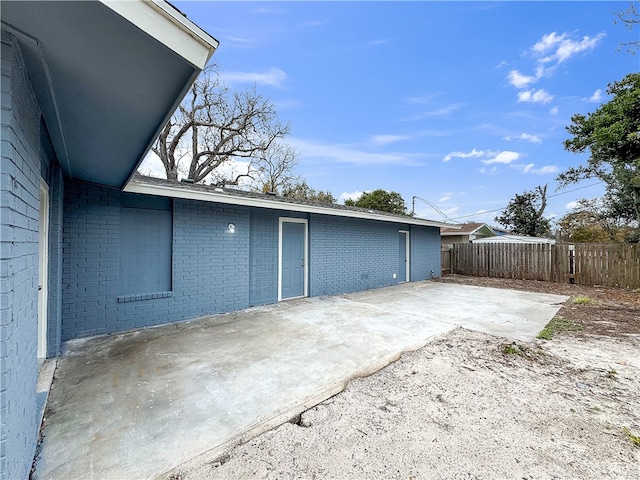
[124,181,457,229]
[440,228,465,235]
[100,0,218,69]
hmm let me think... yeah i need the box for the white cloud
[483,151,520,165]
[442,206,460,215]
[444,149,523,168]
[587,89,603,102]
[438,195,452,203]
[137,151,256,187]
[530,165,559,175]
[414,205,459,222]
[137,151,167,178]
[505,133,542,143]
[565,201,578,210]
[222,67,287,87]
[339,190,366,204]
[532,32,567,56]
[507,69,538,88]
[514,163,559,175]
[517,88,554,104]
[532,32,605,64]
[555,33,605,63]
[206,158,254,187]
[443,148,485,162]
[549,106,559,115]
[506,32,605,95]
[370,134,411,146]
[479,166,498,175]
[289,138,420,166]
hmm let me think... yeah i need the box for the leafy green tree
[281,180,336,205]
[557,73,640,228]
[495,185,551,237]
[344,189,408,215]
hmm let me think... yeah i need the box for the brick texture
[310,215,397,296]
[249,210,278,306]
[410,225,442,281]
[62,185,443,341]
[308,215,441,296]
[0,32,42,480]
[62,186,253,340]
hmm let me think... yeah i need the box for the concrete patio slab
[34,282,567,480]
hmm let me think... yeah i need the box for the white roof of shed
[472,235,555,245]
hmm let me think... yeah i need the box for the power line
[445,182,604,221]
[547,181,604,199]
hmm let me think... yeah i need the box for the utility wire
[445,181,604,222]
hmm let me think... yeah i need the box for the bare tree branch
[149,64,294,185]
[614,1,639,54]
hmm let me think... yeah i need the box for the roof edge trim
[124,180,458,229]
[100,0,218,69]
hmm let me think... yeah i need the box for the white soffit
[101,0,219,68]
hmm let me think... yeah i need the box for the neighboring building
[0,3,454,478]
[472,235,556,245]
[491,226,512,236]
[1,2,218,478]
[441,222,496,245]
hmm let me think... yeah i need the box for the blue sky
[144,1,639,226]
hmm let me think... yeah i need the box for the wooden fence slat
[447,242,640,289]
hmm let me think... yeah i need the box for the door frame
[38,179,49,360]
[399,229,410,283]
[278,217,308,301]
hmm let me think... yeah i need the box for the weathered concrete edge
[155,329,460,480]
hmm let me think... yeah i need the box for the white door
[38,181,49,360]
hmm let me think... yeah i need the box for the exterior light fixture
[227,223,235,233]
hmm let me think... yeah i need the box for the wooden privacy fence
[442,243,640,289]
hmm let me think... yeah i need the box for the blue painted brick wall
[62,182,120,340]
[0,31,42,480]
[249,209,278,306]
[410,225,442,281]
[62,185,252,340]
[171,199,250,319]
[309,216,441,296]
[309,215,403,296]
[62,184,442,341]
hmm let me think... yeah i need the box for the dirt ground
[166,276,640,480]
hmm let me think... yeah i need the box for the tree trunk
[166,168,178,181]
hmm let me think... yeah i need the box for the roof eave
[124,179,456,229]
[101,0,219,69]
